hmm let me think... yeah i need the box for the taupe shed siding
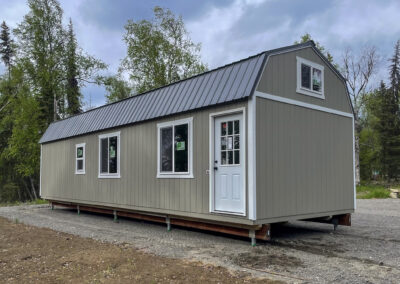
[41,101,251,224]
[255,98,354,220]
[257,47,352,113]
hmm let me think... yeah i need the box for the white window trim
[296,56,325,99]
[157,117,193,179]
[75,143,86,175]
[98,131,121,178]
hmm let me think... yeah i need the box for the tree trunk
[29,177,38,200]
[22,179,33,200]
[354,118,361,185]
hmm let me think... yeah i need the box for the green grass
[0,199,48,207]
[356,184,391,199]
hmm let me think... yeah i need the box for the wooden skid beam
[302,213,351,226]
[50,201,271,241]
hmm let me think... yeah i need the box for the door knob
[214,166,218,170]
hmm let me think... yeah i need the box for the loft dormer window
[297,56,324,99]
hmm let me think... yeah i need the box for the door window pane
[234,150,240,164]
[161,127,173,172]
[234,120,239,134]
[301,64,311,89]
[109,136,118,173]
[221,151,226,165]
[100,138,108,173]
[312,68,322,92]
[174,124,188,172]
[228,121,233,135]
[221,137,227,150]
[234,136,240,149]
[228,151,233,164]
[221,122,226,136]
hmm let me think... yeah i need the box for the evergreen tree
[0,21,15,79]
[389,40,400,103]
[65,19,81,115]
[371,81,400,179]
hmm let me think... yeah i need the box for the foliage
[356,183,390,199]
[0,0,105,203]
[120,6,207,94]
[0,21,15,77]
[99,75,133,103]
[294,33,334,64]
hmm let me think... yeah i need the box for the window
[220,120,240,165]
[157,117,193,178]
[75,143,85,174]
[296,56,324,99]
[98,131,120,178]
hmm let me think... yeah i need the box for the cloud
[1,0,400,107]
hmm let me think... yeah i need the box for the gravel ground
[0,199,399,283]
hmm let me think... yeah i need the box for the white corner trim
[75,142,86,175]
[156,117,194,179]
[352,116,356,210]
[209,107,247,217]
[255,91,353,118]
[98,131,121,179]
[248,96,257,220]
[39,144,42,197]
[296,56,325,99]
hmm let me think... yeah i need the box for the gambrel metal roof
[40,41,319,144]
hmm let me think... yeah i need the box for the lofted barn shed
[40,41,355,244]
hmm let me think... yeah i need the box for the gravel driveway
[1,199,399,283]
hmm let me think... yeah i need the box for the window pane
[234,120,239,134]
[109,136,118,174]
[77,147,83,158]
[312,68,322,92]
[221,151,226,165]
[234,150,240,164]
[100,138,108,173]
[301,64,311,89]
[228,151,233,164]
[161,127,173,172]
[174,124,188,172]
[221,122,227,136]
[77,159,83,171]
[227,136,233,150]
[221,137,227,150]
[234,136,240,149]
[228,121,233,135]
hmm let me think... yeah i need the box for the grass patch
[0,199,48,207]
[357,184,391,199]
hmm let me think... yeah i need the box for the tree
[369,81,400,179]
[295,33,334,63]
[342,46,378,184]
[0,21,15,79]
[64,19,81,115]
[14,0,66,124]
[100,75,133,103]
[120,6,207,94]
[389,40,400,103]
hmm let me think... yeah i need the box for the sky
[1,0,400,109]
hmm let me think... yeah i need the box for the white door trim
[209,107,246,216]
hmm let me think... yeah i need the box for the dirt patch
[0,217,279,284]
[271,239,346,258]
[232,248,303,270]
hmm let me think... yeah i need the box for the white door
[213,113,245,214]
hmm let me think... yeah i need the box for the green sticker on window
[176,141,185,151]
[77,147,83,158]
[110,146,116,158]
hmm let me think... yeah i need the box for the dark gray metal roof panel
[40,41,319,144]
